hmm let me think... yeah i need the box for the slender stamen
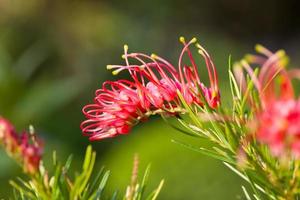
[196,44,218,91]
[255,44,273,57]
[151,53,178,73]
[126,53,159,84]
[233,63,246,97]
[179,37,201,84]
[260,51,286,84]
[178,37,197,86]
[135,53,180,83]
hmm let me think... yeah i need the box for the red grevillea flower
[255,99,300,157]
[81,37,220,141]
[0,117,43,174]
[235,45,300,157]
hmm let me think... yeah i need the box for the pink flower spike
[0,117,43,174]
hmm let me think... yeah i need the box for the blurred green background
[0,0,300,199]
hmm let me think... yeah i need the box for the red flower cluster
[256,99,300,157]
[0,117,43,174]
[81,37,220,141]
[235,45,300,157]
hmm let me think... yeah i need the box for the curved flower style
[234,45,292,108]
[0,117,43,174]
[81,37,220,141]
[235,45,300,157]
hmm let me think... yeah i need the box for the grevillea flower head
[0,117,43,174]
[255,99,300,157]
[81,37,220,141]
[235,45,300,158]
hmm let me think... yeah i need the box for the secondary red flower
[0,117,43,174]
[81,37,220,141]
[256,99,300,157]
[235,45,300,157]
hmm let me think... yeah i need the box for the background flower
[0,117,43,174]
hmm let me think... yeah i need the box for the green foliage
[10,145,163,200]
[169,54,300,200]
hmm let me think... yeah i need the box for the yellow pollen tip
[198,49,204,55]
[255,44,266,53]
[276,50,286,58]
[123,44,128,51]
[106,65,113,70]
[112,70,119,75]
[139,65,145,70]
[212,90,217,97]
[179,36,185,43]
[29,125,35,135]
[244,54,255,62]
[240,59,248,65]
[121,54,126,59]
[280,57,289,67]
[191,37,197,43]
[233,62,241,69]
[151,53,157,58]
[195,43,202,49]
